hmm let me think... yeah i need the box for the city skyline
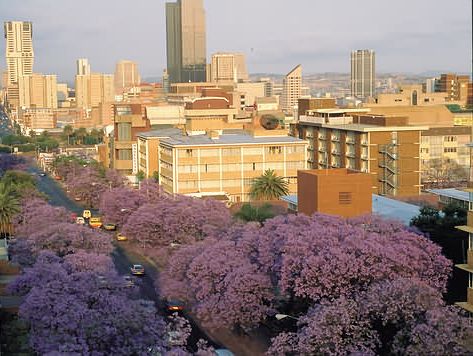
[0,0,471,82]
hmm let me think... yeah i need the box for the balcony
[346,151,356,158]
[331,136,340,142]
[318,135,327,140]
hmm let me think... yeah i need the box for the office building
[4,21,34,85]
[350,49,375,99]
[281,64,302,113]
[374,84,448,106]
[76,58,90,76]
[75,73,114,109]
[166,0,206,83]
[294,109,427,196]
[18,73,58,109]
[18,107,56,131]
[210,52,248,83]
[259,77,274,97]
[114,60,141,94]
[298,98,336,117]
[297,169,372,218]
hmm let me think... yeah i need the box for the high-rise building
[162,69,170,93]
[436,73,471,103]
[18,73,58,109]
[281,64,302,113]
[75,73,114,109]
[4,21,34,85]
[259,77,274,97]
[166,0,206,83]
[114,60,140,94]
[350,49,375,99]
[210,52,248,83]
[76,58,91,76]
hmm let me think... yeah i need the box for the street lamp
[275,314,299,321]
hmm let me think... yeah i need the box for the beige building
[351,49,375,99]
[210,52,248,83]
[281,65,302,113]
[76,58,90,75]
[295,109,428,196]
[236,82,265,107]
[75,73,114,109]
[437,73,471,103]
[366,104,455,127]
[4,21,34,85]
[158,129,307,202]
[374,85,448,106]
[18,73,57,109]
[114,60,140,94]
[18,107,56,131]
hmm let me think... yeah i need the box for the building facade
[295,109,427,196]
[166,0,206,83]
[18,107,56,131]
[350,49,375,99]
[4,21,34,85]
[436,73,471,103]
[297,169,372,218]
[75,73,114,109]
[114,60,141,94]
[76,58,90,76]
[210,52,248,83]
[18,73,57,109]
[281,65,302,113]
[158,132,307,202]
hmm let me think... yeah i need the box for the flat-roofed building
[18,73,58,109]
[351,49,375,99]
[281,65,302,113]
[18,107,56,131]
[158,130,307,202]
[374,85,448,107]
[114,60,141,95]
[75,73,114,109]
[436,73,471,103]
[210,52,248,83]
[294,108,428,196]
[297,168,372,218]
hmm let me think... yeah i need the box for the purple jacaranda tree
[18,271,171,355]
[25,222,113,258]
[161,213,453,335]
[63,250,115,274]
[121,196,232,249]
[0,153,27,174]
[13,197,70,237]
[99,180,169,226]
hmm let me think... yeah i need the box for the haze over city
[0,0,471,81]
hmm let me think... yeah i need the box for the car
[214,350,235,356]
[74,196,82,201]
[82,210,92,219]
[103,223,117,231]
[116,233,127,241]
[76,217,85,225]
[89,217,102,229]
[130,264,145,276]
[54,175,62,180]
[165,299,184,313]
[39,172,46,177]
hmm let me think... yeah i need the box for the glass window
[117,123,131,141]
[118,149,132,160]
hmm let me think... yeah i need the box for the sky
[0,0,471,83]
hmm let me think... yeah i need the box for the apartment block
[374,85,448,106]
[281,65,302,113]
[298,98,336,117]
[436,73,471,103]
[114,60,141,94]
[110,104,150,175]
[18,107,56,131]
[18,73,58,109]
[210,52,248,83]
[455,143,473,313]
[297,169,372,218]
[75,73,114,109]
[295,109,427,196]
[158,130,307,202]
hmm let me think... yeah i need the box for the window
[200,180,221,189]
[444,147,457,153]
[339,192,352,205]
[266,162,284,170]
[265,146,283,155]
[244,147,263,155]
[118,149,132,160]
[179,149,194,157]
[179,180,198,189]
[222,148,241,156]
[201,164,220,173]
[117,123,131,141]
[444,136,457,142]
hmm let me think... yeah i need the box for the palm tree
[234,203,274,224]
[0,182,20,238]
[250,169,289,200]
[63,125,74,145]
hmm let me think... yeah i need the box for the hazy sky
[0,0,471,82]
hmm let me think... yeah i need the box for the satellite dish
[260,115,280,130]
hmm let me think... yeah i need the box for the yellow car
[116,233,127,241]
[103,223,117,231]
[82,210,92,219]
[89,217,102,229]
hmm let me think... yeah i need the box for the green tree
[151,171,160,183]
[234,203,274,224]
[250,169,289,200]
[0,181,21,237]
[136,170,145,182]
[63,125,74,145]
[75,128,88,145]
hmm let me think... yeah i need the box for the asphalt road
[28,163,221,352]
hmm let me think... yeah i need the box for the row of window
[176,146,305,158]
[177,161,305,174]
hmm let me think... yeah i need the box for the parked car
[116,233,127,241]
[103,223,117,231]
[130,264,145,276]
[82,210,92,219]
[76,217,85,225]
[165,299,185,313]
[89,217,102,229]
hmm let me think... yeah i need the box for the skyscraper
[350,49,375,99]
[166,0,206,83]
[114,60,141,94]
[4,21,34,85]
[77,58,91,75]
[210,52,248,83]
[281,65,302,113]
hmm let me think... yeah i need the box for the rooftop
[160,132,307,147]
[137,127,182,139]
[321,123,429,132]
[427,188,471,203]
